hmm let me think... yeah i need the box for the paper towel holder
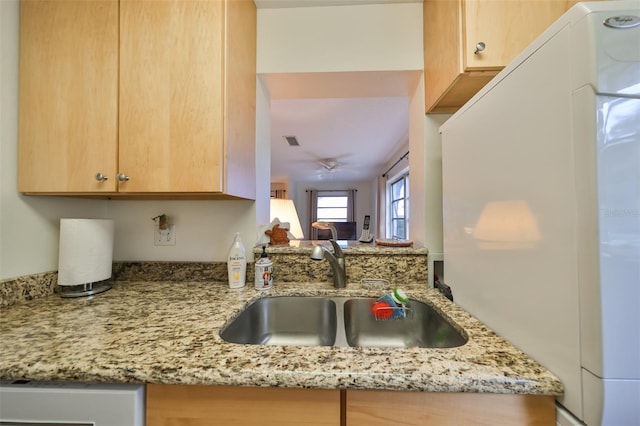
[59,281,112,298]
[57,218,115,298]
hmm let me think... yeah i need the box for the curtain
[377,175,387,239]
[307,189,318,239]
[347,189,356,221]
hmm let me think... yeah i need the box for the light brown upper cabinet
[423,0,583,113]
[18,0,256,199]
[18,0,119,193]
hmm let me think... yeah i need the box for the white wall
[422,113,451,254]
[408,77,426,245]
[255,78,272,228]
[105,200,256,262]
[257,3,423,73]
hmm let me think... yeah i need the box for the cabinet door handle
[117,173,130,182]
[474,42,486,55]
[95,173,108,182]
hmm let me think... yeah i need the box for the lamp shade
[270,198,304,239]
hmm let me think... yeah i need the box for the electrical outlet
[154,225,176,246]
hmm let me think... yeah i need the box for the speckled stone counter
[253,240,429,284]
[255,240,428,256]
[0,271,58,308]
[0,280,562,396]
[0,241,427,308]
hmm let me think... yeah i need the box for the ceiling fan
[318,158,340,172]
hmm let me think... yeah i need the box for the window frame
[316,192,350,223]
[387,170,409,239]
[308,189,356,239]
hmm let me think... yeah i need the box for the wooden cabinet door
[221,0,257,200]
[423,0,467,113]
[146,384,341,426]
[119,0,224,193]
[463,0,575,70]
[18,0,118,193]
[346,390,555,426]
[425,0,582,112]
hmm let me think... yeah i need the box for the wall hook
[152,214,170,230]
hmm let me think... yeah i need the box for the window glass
[392,181,404,199]
[317,195,348,222]
[392,199,404,217]
[388,172,409,239]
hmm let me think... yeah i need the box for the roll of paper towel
[58,219,115,286]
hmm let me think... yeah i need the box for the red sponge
[371,301,392,319]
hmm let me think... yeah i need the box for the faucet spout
[310,240,347,289]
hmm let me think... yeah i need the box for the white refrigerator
[440,1,640,425]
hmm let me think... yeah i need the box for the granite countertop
[254,240,429,255]
[0,280,562,395]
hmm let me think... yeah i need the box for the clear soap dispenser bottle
[227,232,246,288]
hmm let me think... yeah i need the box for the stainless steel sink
[343,297,467,348]
[220,295,467,349]
[219,296,337,346]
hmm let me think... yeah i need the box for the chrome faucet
[310,240,346,289]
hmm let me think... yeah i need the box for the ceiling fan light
[321,158,338,169]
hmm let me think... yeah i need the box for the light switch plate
[154,225,176,246]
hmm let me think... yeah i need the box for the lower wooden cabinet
[346,390,555,426]
[146,384,341,426]
[146,384,555,426]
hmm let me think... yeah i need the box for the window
[316,194,349,222]
[388,172,409,239]
[308,189,356,239]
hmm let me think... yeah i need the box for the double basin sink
[220,296,467,349]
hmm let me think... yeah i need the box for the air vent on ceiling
[283,136,300,146]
